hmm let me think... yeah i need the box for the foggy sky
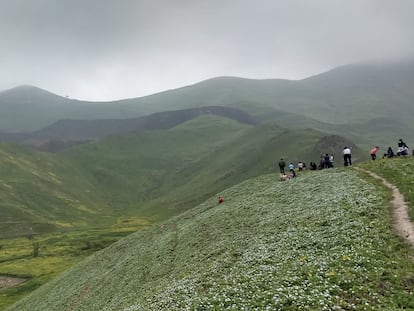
[0,0,413,101]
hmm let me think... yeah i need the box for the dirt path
[356,167,414,248]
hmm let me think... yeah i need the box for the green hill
[0,115,368,309]
[0,143,111,238]
[0,114,365,239]
[8,168,414,310]
[1,115,361,238]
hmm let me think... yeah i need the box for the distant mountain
[32,105,257,139]
[1,59,413,146]
[0,106,257,152]
[0,85,70,104]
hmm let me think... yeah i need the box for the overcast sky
[0,0,413,101]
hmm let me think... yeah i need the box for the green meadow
[0,229,140,309]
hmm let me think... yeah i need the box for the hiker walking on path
[278,158,286,174]
[343,146,352,166]
[370,146,379,161]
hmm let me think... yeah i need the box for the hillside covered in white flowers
[8,168,414,310]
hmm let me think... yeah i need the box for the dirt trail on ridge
[356,167,414,248]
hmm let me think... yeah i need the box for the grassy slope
[0,117,367,309]
[58,116,361,220]
[0,114,367,239]
[8,169,414,310]
[358,157,414,220]
[56,115,253,220]
[0,143,112,237]
[0,116,252,237]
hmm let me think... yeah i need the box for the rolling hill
[0,113,363,239]
[7,167,414,310]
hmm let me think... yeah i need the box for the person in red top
[370,146,379,160]
[218,197,224,204]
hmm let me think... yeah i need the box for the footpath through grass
[8,169,414,310]
[359,157,414,221]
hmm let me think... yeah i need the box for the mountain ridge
[0,59,413,146]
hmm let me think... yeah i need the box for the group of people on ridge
[370,139,410,160]
[277,138,410,181]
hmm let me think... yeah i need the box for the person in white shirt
[342,147,352,166]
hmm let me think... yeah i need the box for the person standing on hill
[343,147,352,166]
[329,154,334,168]
[323,153,330,169]
[370,146,379,160]
[278,158,286,174]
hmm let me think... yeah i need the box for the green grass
[8,169,414,310]
[358,157,414,220]
[0,228,141,309]
[0,142,114,237]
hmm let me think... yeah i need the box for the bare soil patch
[0,275,28,290]
[356,167,414,248]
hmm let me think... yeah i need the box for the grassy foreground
[7,169,414,310]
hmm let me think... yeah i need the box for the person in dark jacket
[386,147,394,158]
[278,158,286,174]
